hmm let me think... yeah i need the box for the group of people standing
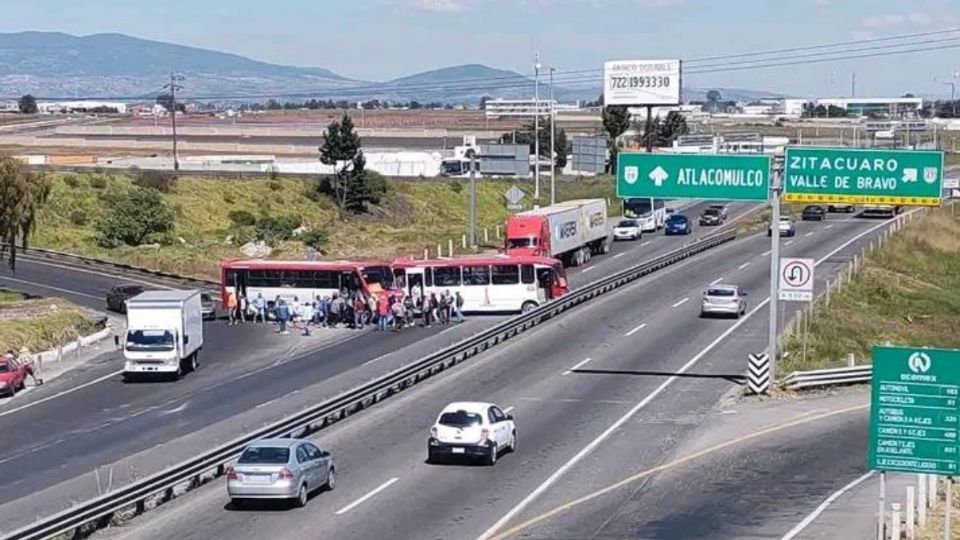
[223,287,466,335]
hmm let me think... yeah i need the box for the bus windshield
[362,265,395,290]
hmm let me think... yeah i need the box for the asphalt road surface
[88,211,893,540]
[0,201,749,529]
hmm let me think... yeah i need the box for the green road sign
[616,152,770,201]
[869,346,960,475]
[784,147,943,206]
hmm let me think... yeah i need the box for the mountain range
[0,32,779,104]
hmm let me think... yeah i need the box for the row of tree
[0,155,49,271]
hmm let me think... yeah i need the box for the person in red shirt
[377,295,390,332]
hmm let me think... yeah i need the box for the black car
[106,284,145,313]
[801,205,826,221]
[699,208,724,226]
[200,292,218,320]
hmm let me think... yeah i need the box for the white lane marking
[640,241,651,247]
[624,323,647,337]
[761,250,771,256]
[582,266,596,273]
[780,471,875,540]
[709,277,724,286]
[335,477,399,516]
[804,232,814,237]
[0,369,123,418]
[503,406,515,414]
[612,253,625,259]
[158,401,189,416]
[785,240,794,246]
[362,352,393,367]
[563,358,593,376]
[254,398,280,410]
[737,262,751,270]
[0,276,101,300]
[476,213,906,540]
[825,224,834,229]
[671,297,689,308]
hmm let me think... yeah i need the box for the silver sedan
[227,438,335,508]
[700,285,747,318]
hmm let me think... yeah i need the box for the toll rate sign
[869,346,960,475]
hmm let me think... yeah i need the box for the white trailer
[121,290,203,381]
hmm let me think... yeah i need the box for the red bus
[391,255,568,313]
[220,259,396,308]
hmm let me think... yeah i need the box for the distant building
[37,101,128,114]
[814,97,923,117]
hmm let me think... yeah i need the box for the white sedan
[613,219,642,241]
[427,401,516,465]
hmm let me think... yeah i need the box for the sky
[1,0,959,97]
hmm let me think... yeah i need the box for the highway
[0,200,748,530]
[87,211,891,540]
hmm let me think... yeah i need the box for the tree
[97,187,175,247]
[156,93,185,113]
[18,95,38,114]
[658,111,689,145]
[499,121,568,168]
[706,89,723,103]
[0,154,50,272]
[318,115,386,213]
[602,105,631,172]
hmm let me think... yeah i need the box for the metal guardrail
[781,364,872,391]
[15,245,217,291]
[0,229,737,540]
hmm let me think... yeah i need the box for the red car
[0,356,35,397]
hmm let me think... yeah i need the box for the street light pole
[534,53,541,205]
[549,66,556,206]
[164,72,185,171]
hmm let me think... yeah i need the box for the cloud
[410,0,469,12]
[408,0,682,12]
[861,12,934,29]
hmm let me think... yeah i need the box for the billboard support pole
[946,477,954,540]
[468,153,477,248]
[768,168,781,382]
[645,105,654,153]
[877,471,886,540]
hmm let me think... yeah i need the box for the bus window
[462,265,490,286]
[536,268,554,299]
[520,264,535,284]
[425,268,434,287]
[491,264,519,285]
[433,266,461,287]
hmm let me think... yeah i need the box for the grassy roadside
[31,172,617,279]
[0,289,103,354]
[780,206,960,374]
[918,483,960,540]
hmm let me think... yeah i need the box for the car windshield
[438,410,483,428]
[709,205,724,210]
[0,362,9,373]
[238,446,290,464]
[703,209,720,216]
[507,237,537,248]
[617,220,637,228]
[201,293,212,303]
[707,289,736,297]
[667,216,686,224]
[125,330,175,351]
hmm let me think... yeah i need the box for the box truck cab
[121,290,204,381]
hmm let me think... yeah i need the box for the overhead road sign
[869,346,960,475]
[603,59,681,106]
[778,257,814,302]
[783,147,943,206]
[616,153,770,201]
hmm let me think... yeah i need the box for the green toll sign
[869,346,960,475]
[784,147,943,206]
[616,152,770,201]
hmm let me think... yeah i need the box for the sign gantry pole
[768,168,781,381]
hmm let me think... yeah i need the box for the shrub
[254,214,301,246]
[63,175,80,188]
[228,209,256,227]
[88,175,108,189]
[268,179,283,192]
[364,171,390,205]
[69,210,87,226]
[447,180,463,194]
[97,187,175,247]
[299,228,329,250]
[223,193,235,204]
[133,169,178,192]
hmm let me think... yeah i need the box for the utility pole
[851,72,856,98]
[533,53,541,205]
[468,152,477,248]
[164,72,185,171]
[549,66,556,205]
[768,168,782,382]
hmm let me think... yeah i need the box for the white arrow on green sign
[784,147,943,206]
[616,152,771,201]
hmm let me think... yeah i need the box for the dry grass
[781,207,960,373]
[31,172,617,278]
[917,483,960,540]
[0,289,102,354]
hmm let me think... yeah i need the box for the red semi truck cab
[504,215,551,258]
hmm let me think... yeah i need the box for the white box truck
[121,290,203,381]
[504,198,612,266]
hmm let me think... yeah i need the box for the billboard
[603,59,681,106]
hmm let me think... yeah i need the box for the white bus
[392,255,569,314]
[623,197,667,232]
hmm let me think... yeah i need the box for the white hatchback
[613,219,642,241]
[427,402,516,465]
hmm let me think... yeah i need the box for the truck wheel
[521,301,538,313]
[188,354,198,373]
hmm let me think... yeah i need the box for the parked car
[827,203,855,213]
[664,214,693,235]
[106,284,145,314]
[200,292,218,320]
[613,219,642,241]
[699,208,725,226]
[801,205,827,221]
[0,356,36,397]
[700,284,747,319]
[227,438,335,508]
[428,401,516,465]
[768,217,797,237]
